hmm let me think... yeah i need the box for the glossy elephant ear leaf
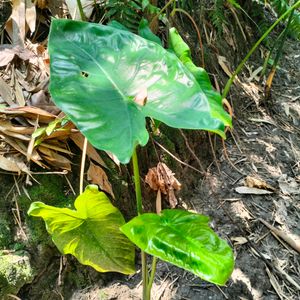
[120,209,234,285]
[49,19,230,163]
[168,28,232,128]
[27,185,135,275]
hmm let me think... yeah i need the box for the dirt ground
[66,38,300,300]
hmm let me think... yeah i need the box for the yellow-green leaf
[28,185,135,274]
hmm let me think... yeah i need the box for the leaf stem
[146,256,158,299]
[132,147,143,216]
[76,0,86,21]
[132,147,148,299]
[149,0,175,29]
[221,0,300,99]
[265,8,294,99]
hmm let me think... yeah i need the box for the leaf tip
[84,184,99,193]
[27,201,44,216]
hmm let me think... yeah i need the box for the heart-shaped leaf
[28,185,135,274]
[120,209,234,285]
[48,19,231,163]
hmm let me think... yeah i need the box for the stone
[0,250,34,298]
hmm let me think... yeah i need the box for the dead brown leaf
[38,146,71,170]
[145,162,181,208]
[217,55,233,78]
[0,155,22,174]
[245,175,276,191]
[70,132,107,168]
[87,161,115,199]
[25,0,36,33]
[231,236,248,246]
[14,74,25,106]
[0,77,14,106]
[0,120,34,135]
[1,134,45,167]
[235,186,273,195]
[0,106,56,123]
[11,0,26,46]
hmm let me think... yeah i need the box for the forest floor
[69,39,300,300]
[0,5,299,300]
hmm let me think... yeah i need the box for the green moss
[0,250,34,298]
[18,175,75,248]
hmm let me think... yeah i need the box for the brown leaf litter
[145,162,181,209]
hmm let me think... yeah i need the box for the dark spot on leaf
[81,71,89,78]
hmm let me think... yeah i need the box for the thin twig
[153,140,203,174]
[258,218,300,254]
[179,129,205,173]
[79,137,88,194]
[222,139,246,176]
[171,8,205,67]
[208,133,221,174]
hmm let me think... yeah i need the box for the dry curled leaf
[145,162,181,208]
[0,155,22,174]
[38,146,71,170]
[245,175,275,191]
[87,161,115,199]
[0,106,56,123]
[0,77,14,106]
[231,236,248,246]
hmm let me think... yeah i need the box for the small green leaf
[28,185,135,274]
[32,127,46,139]
[45,119,60,136]
[120,209,234,285]
[141,0,150,10]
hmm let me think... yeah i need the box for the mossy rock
[0,250,34,298]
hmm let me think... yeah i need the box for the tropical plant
[28,18,234,300]
[222,0,300,99]
[267,0,300,39]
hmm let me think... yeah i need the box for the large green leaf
[28,185,135,274]
[168,28,232,128]
[48,19,231,163]
[120,209,234,285]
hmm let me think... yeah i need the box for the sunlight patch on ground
[231,268,263,300]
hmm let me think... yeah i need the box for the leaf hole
[81,71,89,78]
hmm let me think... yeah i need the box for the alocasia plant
[28,18,234,300]
[48,18,231,164]
[28,185,135,274]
